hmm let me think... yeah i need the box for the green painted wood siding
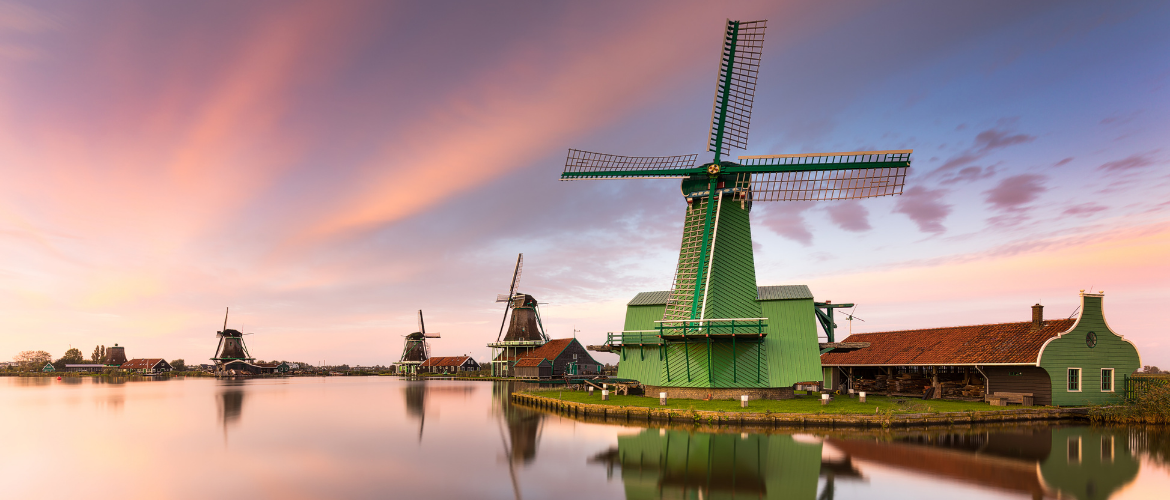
[703,201,763,320]
[761,298,824,387]
[618,304,666,384]
[656,340,769,388]
[616,345,663,386]
[623,304,665,332]
[1039,295,1140,406]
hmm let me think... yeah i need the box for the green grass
[525,391,1045,415]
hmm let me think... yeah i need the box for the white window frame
[1100,368,1115,392]
[1067,367,1082,392]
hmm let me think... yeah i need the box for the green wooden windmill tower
[564,19,912,398]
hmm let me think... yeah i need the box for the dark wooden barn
[500,338,602,377]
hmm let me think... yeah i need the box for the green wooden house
[599,285,822,398]
[822,292,1141,406]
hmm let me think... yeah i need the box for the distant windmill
[212,307,258,375]
[398,310,440,376]
[488,253,549,376]
[563,19,911,389]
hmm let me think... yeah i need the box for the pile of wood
[892,373,930,393]
[961,384,985,398]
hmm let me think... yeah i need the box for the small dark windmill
[398,310,440,375]
[488,253,550,376]
[562,19,910,389]
[212,307,257,375]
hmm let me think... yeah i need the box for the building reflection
[826,426,1138,500]
[591,425,1139,500]
[590,428,848,499]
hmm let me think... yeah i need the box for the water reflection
[402,379,480,444]
[494,381,545,465]
[592,425,1142,500]
[591,429,850,499]
[216,380,247,443]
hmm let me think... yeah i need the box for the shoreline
[512,392,1092,428]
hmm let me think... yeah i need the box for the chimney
[1031,304,1044,330]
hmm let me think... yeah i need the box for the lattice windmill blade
[708,19,767,159]
[560,149,701,180]
[497,253,524,342]
[733,150,911,201]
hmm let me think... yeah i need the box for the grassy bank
[522,390,1035,415]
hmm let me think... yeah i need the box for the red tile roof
[514,358,549,367]
[420,356,472,367]
[820,319,1076,366]
[120,358,166,370]
[496,338,576,363]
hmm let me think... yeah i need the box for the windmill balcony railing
[603,318,767,348]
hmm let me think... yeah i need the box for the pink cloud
[892,186,952,233]
[983,174,1047,211]
[826,200,871,232]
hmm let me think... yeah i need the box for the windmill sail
[737,150,910,201]
[561,149,698,180]
[708,19,767,157]
[497,253,524,341]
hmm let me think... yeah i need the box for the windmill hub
[707,164,721,175]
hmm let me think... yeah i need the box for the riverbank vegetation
[522,390,1037,415]
[1090,378,1170,424]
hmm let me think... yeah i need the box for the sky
[0,0,1167,368]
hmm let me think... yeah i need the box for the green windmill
[565,19,912,398]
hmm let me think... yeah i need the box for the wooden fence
[1124,375,1169,401]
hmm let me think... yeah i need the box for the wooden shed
[821,292,1140,406]
[419,356,480,374]
[514,358,552,379]
[501,338,601,377]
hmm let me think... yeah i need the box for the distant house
[500,338,601,377]
[42,362,55,372]
[120,358,173,374]
[514,358,552,379]
[65,364,108,373]
[419,356,480,374]
[252,361,291,374]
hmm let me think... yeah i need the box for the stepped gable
[821,318,1076,366]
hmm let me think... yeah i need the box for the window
[1101,368,1114,392]
[1067,368,1081,392]
[1068,436,1082,463]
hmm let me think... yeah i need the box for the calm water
[2,377,1168,499]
